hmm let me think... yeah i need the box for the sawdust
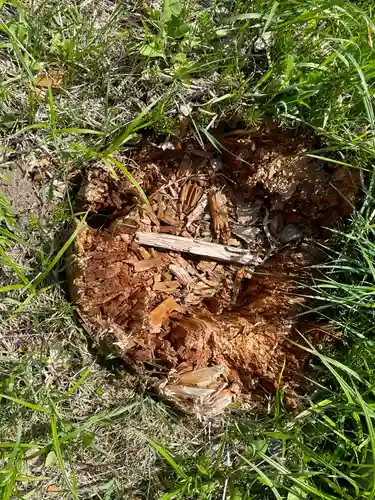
[69,127,359,416]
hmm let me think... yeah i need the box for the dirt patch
[70,128,359,417]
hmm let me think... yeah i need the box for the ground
[1,1,375,499]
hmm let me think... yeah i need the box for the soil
[69,126,359,417]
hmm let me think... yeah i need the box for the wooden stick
[135,232,261,266]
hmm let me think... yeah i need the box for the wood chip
[132,256,163,272]
[150,297,181,333]
[197,260,217,273]
[231,268,245,304]
[164,385,216,399]
[180,181,203,215]
[169,263,193,286]
[136,232,261,266]
[153,280,181,292]
[176,256,198,276]
[186,193,208,228]
[177,365,229,387]
[138,246,151,260]
[162,207,178,226]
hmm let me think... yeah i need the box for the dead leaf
[186,193,208,228]
[46,484,58,493]
[368,24,373,49]
[205,389,233,417]
[35,70,63,89]
[45,450,57,468]
[34,70,64,90]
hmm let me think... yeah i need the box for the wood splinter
[135,232,262,266]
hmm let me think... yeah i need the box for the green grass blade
[31,215,87,290]
[0,284,24,292]
[238,453,282,500]
[263,2,279,34]
[1,419,23,500]
[354,385,375,499]
[225,13,263,22]
[346,53,375,137]
[143,435,188,480]
[290,340,362,383]
[50,409,78,500]
[0,247,30,286]
[8,123,49,139]
[105,157,148,201]
[66,367,91,395]
[0,394,48,412]
[305,154,368,170]
[7,286,51,321]
[103,97,160,155]
[257,452,337,500]
[57,128,104,135]
[47,85,56,139]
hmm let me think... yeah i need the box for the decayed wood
[149,297,181,333]
[169,263,193,286]
[209,190,230,244]
[132,256,163,272]
[135,232,261,266]
[153,280,181,292]
[186,194,208,228]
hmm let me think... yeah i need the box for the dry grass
[0,286,203,498]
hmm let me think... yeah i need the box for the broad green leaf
[251,440,268,454]
[163,0,182,22]
[45,450,57,468]
[288,487,307,500]
[140,44,164,58]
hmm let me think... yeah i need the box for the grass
[0,0,375,498]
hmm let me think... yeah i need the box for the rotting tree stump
[69,127,359,418]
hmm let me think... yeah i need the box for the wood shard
[197,260,217,273]
[164,385,216,399]
[132,256,163,272]
[138,246,151,260]
[169,264,193,286]
[180,180,203,215]
[209,190,231,243]
[149,297,181,333]
[136,232,261,266]
[176,256,198,276]
[177,365,229,387]
[186,193,208,228]
[205,389,233,417]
